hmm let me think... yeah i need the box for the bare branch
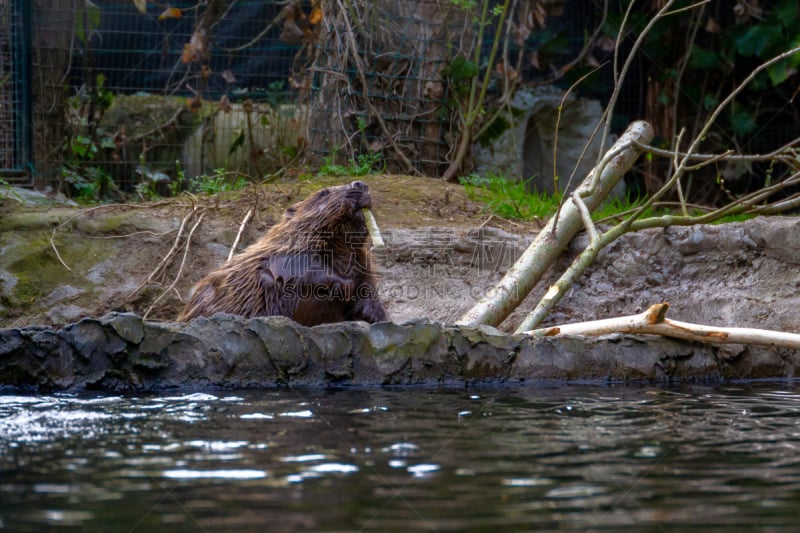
[527,302,800,350]
[228,209,253,261]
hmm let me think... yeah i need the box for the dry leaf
[308,5,323,25]
[158,7,182,20]
[705,16,721,33]
[289,75,310,91]
[133,0,147,14]
[186,95,202,112]
[218,95,232,113]
[532,3,547,29]
[280,20,304,43]
[529,51,542,71]
[734,0,763,23]
[494,61,519,82]
[221,70,236,84]
[595,34,616,53]
[181,29,206,63]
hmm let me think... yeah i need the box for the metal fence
[3,0,598,193]
[0,1,32,185]
[2,1,797,202]
[8,0,313,195]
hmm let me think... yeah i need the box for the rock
[0,313,797,391]
[472,86,623,198]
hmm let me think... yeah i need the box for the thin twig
[571,192,599,243]
[672,128,688,216]
[49,203,141,272]
[632,140,800,162]
[128,207,197,299]
[143,212,205,319]
[228,208,253,261]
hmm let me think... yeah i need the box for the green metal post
[11,0,33,178]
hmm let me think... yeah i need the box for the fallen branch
[526,303,800,350]
[457,120,654,328]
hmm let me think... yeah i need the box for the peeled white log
[362,207,385,248]
[526,303,800,350]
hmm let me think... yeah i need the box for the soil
[1,175,799,337]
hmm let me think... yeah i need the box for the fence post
[4,0,33,182]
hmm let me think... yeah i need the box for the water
[1,384,800,531]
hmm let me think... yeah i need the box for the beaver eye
[318,189,330,197]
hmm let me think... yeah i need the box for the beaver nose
[351,180,368,189]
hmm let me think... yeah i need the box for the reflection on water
[1,384,800,531]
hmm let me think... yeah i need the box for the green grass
[460,173,561,220]
[460,173,683,223]
[318,153,383,177]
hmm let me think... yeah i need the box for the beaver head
[276,180,373,247]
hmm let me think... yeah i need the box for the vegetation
[459,0,800,332]
[460,173,561,220]
[61,74,117,203]
[459,172,674,223]
[318,153,383,177]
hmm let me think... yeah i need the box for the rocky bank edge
[1,313,799,391]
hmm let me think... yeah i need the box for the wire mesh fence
[307,0,597,178]
[0,4,15,172]
[1,1,797,204]
[25,0,314,196]
[0,1,32,184]
[4,0,604,194]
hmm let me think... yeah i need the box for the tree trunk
[31,0,81,186]
[308,0,464,176]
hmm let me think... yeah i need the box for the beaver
[177,180,388,326]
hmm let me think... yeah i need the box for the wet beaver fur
[177,180,388,325]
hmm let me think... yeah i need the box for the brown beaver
[177,180,388,326]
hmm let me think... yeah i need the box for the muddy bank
[1,177,800,388]
[2,313,797,391]
[3,178,799,337]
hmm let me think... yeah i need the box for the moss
[3,233,112,314]
[73,213,146,235]
[0,210,71,232]
[101,94,203,140]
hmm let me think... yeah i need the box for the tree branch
[526,302,800,350]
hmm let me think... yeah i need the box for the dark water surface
[2,384,800,531]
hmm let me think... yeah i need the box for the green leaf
[776,0,797,24]
[735,24,782,58]
[476,115,510,147]
[75,1,101,45]
[100,136,116,150]
[688,45,719,69]
[446,56,479,83]
[228,130,246,156]
[538,30,570,57]
[729,103,757,136]
[767,59,791,86]
[702,94,718,111]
